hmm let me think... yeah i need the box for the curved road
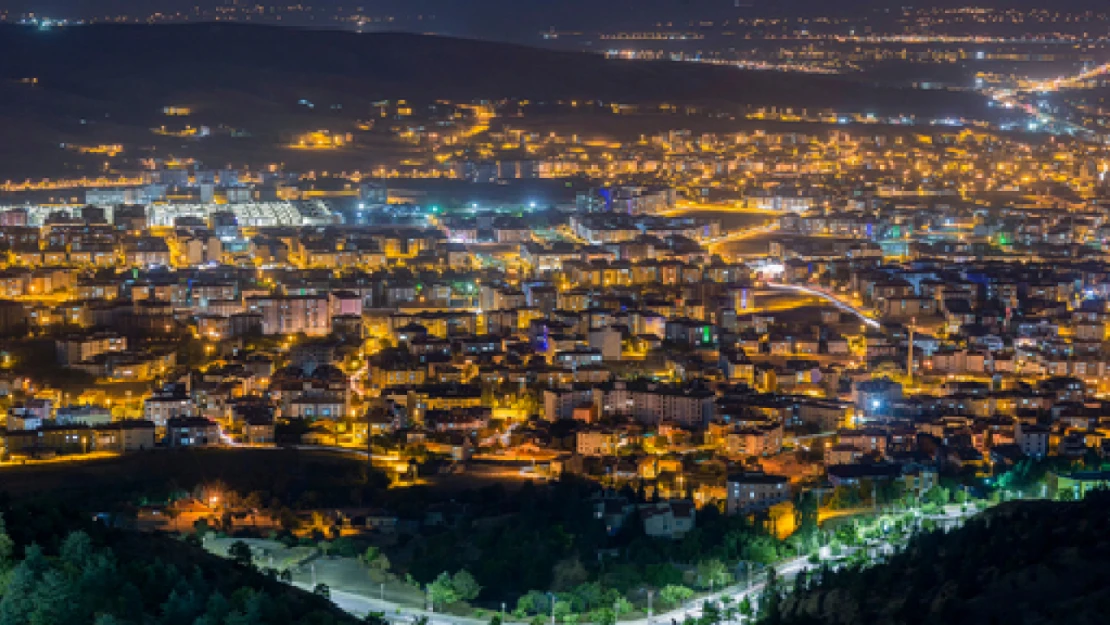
[291,505,979,625]
[296,555,812,625]
[765,282,880,328]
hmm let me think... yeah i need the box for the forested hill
[0,500,358,625]
[775,493,1110,625]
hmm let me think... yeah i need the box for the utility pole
[647,589,654,625]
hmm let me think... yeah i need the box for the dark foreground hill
[777,494,1110,625]
[0,498,358,625]
[0,23,990,179]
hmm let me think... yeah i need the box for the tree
[695,559,732,590]
[452,569,482,602]
[592,608,617,625]
[60,531,93,570]
[364,611,390,625]
[228,541,253,569]
[0,556,41,625]
[553,600,572,621]
[829,485,862,510]
[552,557,589,591]
[613,597,633,616]
[658,585,694,609]
[923,485,950,507]
[313,584,331,600]
[741,536,780,565]
[364,547,391,572]
[700,600,721,625]
[517,590,549,616]
[738,596,753,618]
[757,569,782,625]
[586,583,613,613]
[204,591,231,623]
[720,596,738,624]
[427,572,460,608]
[0,514,12,569]
[29,569,80,625]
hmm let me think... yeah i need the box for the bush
[228,540,253,568]
[658,584,694,608]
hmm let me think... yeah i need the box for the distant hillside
[0,23,987,112]
[0,23,990,179]
[776,494,1110,625]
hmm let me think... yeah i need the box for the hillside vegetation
[774,493,1110,625]
[0,498,358,625]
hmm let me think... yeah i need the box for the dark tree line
[768,492,1110,625]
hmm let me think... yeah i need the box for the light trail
[766,282,881,328]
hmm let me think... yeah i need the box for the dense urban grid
[0,3,1108,625]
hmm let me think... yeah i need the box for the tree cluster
[0,502,356,625]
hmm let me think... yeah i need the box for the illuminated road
[1025,61,1110,93]
[707,223,780,257]
[766,283,881,328]
[284,503,983,625]
[294,556,812,625]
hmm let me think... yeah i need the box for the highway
[765,282,881,328]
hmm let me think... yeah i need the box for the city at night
[0,1,1107,623]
